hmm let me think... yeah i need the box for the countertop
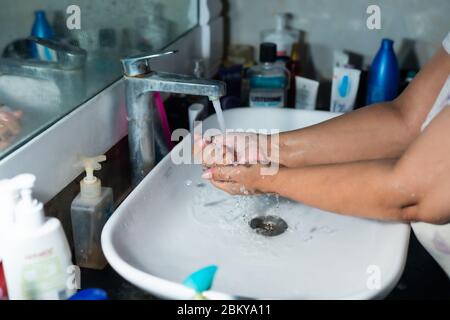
[82,232,450,300]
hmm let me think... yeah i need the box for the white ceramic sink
[102,108,410,300]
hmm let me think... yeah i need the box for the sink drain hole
[249,216,288,237]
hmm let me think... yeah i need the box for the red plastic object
[0,262,8,300]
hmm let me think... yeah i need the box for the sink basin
[102,107,410,300]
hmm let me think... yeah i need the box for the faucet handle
[27,36,87,69]
[121,50,177,77]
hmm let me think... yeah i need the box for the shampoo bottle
[3,174,74,300]
[71,155,113,270]
[366,38,399,105]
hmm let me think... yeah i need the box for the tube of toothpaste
[330,67,361,113]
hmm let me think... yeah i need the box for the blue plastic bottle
[30,10,55,61]
[366,39,399,105]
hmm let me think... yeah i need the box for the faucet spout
[121,50,226,186]
[126,71,226,98]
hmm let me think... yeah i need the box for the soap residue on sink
[190,182,339,250]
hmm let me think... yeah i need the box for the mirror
[0,0,198,158]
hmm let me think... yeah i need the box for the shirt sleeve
[444,31,450,55]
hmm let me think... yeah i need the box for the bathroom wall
[226,0,450,78]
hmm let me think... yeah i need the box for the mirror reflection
[0,0,198,158]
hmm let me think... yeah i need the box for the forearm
[277,101,418,168]
[277,48,450,169]
[261,159,417,221]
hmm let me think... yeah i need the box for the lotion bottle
[3,174,74,300]
[71,155,113,270]
[0,176,24,300]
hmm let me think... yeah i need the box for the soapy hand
[194,132,274,167]
[0,105,23,150]
[201,164,274,196]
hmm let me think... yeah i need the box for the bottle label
[250,76,287,89]
[249,89,285,108]
[19,254,69,299]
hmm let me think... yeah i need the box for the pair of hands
[194,132,277,195]
[0,106,22,150]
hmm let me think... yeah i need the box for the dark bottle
[287,42,302,108]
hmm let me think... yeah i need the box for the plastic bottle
[248,43,290,108]
[0,175,40,300]
[2,175,74,300]
[71,155,113,270]
[261,13,299,57]
[366,38,399,105]
[0,178,17,299]
[30,10,55,61]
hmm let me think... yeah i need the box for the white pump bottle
[2,174,74,300]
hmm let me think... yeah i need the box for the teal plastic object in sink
[183,265,218,294]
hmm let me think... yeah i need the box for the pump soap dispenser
[2,174,74,300]
[71,155,114,270]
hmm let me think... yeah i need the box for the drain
[249,216,288,237]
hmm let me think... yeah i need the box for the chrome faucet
[121,50,226,186]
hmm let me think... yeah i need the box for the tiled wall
[226,0,450,78]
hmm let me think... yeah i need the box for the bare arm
[208,106,450,224]
[279,48,450,168]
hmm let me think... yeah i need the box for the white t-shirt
[412,31,450,279]
[421,32,450,130]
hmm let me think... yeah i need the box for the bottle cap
[14,174,46,230]
[69,288,108,300]
[0,174,36,257]
[381,38,394,48]
[260,43,277,63]
[80,155,106,198]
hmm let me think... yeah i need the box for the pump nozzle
[0,173,36,221]
[13,174,45,229]
[0,174,36,193]
[0,174,37,256]
[80,155,106,198]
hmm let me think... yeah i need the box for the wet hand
[202,164,274,196]
[194,132,274,167]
